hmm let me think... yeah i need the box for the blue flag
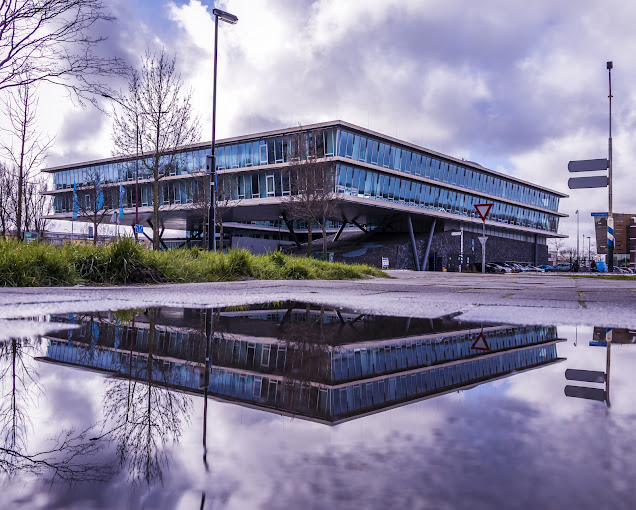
[96,175,104,210]
[119,184,125,218]
[72,182,78,219]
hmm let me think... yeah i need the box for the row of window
[50,126,560,217]
[52,163,560,234]
[336,164,560,232]
[337,129,560,211]
[330,344,558,416]
[331,326,556,382]
[53,180,203,213]
[51,129,338,190]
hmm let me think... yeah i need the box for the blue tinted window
[371,141,379,164]
[325,129,335,156]
[259,143,267,164]
[238,144,245,167]
[393,148,401,170]
[267,139,275,164]
[345,132,354,158]
[337,130,347,157]
[352,135,360,161]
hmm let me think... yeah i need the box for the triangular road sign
[474,203,493,222]
[471,332,490,351]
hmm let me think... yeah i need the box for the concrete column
[422,218,437,271]
[407,214,420,271]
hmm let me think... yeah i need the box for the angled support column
[281,212,302,249]
[407,214,421,271]
[351,219,368,234]
[334,221,348,242]
[422,218,437,271]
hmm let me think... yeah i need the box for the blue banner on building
[119,184,125,218]
[96,175,104,210]
[72,182,78,219]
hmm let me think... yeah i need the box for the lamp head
[607,61,613,70]
[213,8,238,24]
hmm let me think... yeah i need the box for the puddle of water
[1,303,635,509]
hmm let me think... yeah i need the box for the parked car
[498,262,520,273]
[486,263,511,274]
[538,265,551,271]
[547,263,572,272]
[615,267,634,274]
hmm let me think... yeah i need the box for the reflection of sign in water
[471,332,490,351]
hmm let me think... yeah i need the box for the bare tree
[0,161,16,237]
[23,173,51,236]
[548,238,565,264]
[73,166,114,245]
[112,51,200,250]
[0,0,127,106]
[0,82,53,240]
[284,131,340,260]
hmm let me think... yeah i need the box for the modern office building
[43,121,567,268]
[593,213,636,269]
[42,303,564,425]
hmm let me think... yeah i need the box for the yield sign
[471,332,490,351]
[474,203,493,222]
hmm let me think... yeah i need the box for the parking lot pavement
[1,271,635,328]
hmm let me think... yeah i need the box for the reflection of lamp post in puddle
[564,328,611,407]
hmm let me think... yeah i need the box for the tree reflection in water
[99,309,193,485]
[0,335,112,483]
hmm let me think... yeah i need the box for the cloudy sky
[29,0,636,246]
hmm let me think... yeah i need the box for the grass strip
[0,238,386,287]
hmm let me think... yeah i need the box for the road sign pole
[482,221,485,273]
[460,226,463,273]
[607,61,614,273]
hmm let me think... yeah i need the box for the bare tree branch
[0,0,128,107]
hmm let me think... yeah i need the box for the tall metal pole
[135,114,139,243]
[576,209,579,269]
[607,61,614,272]
[208,15,219,251]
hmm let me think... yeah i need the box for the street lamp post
[103,93,140,243]
[607,61,614,273]
[208,8,238,251]
[576,209,579,270]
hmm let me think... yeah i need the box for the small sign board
[568,159,608,172]
[471,332,490,351]
[381,257,389,269]
[568,176,609,189]
[474,203,493,222]
[134,224,144,234]
[591,212,608,217]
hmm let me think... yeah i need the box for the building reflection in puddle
[43,303,566,426]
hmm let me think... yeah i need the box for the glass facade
[335,129,560,212]
[335,164,559,232]
[46,122,563,235]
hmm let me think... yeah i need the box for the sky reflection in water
[0,304,634,509]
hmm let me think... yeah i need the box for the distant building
[43,121,567,268]
[593,213,636,268]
